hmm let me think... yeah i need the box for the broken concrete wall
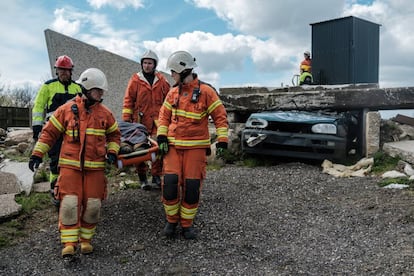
[44,29,172,121]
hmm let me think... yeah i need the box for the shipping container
[311,16,380,85]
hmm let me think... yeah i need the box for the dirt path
[1,163,414,275]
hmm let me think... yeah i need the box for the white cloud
[190,0,344,43]
[0,1,51,87]
[87,0,144,10]
[341,0,414,87]
[50,7,140,60]
[52,8,83,36]
[2,0,414,91]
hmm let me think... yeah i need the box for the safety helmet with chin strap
[166,51,197,74]
[76,68,108,91]
[140,49,159,68]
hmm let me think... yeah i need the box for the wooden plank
[392,114,414,126]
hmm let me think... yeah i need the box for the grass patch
[377,178,414,187]
[371,151,401,174]
[15,193,51,214]
[0,193,53,249]
[241,154,281,167]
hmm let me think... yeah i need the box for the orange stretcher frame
[116,137,159,168]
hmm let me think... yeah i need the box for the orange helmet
[54,55,74,69]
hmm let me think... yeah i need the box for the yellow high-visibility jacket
[32,79,82,127]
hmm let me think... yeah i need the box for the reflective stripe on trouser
[58,167,107,245]
[162,146,206,228]
[80,226,96,242]
[61,228,80,244]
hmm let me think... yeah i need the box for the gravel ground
[1,162,414,275]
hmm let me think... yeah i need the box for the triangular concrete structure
[44,29,172,120]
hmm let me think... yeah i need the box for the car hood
[248,111,338,124]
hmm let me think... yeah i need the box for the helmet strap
[82,90,102,110]
[179,69,192,83]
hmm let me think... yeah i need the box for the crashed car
[241,110,360,162]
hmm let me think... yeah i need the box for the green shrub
[371,151,401,174]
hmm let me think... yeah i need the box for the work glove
[157,135,169,156]
[32,125,43,140]
[216,142,228,158]
[28,155,42,172]
[106,152,117,165]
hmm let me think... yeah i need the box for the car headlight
[245,117,268,129]
[311,123,337,134]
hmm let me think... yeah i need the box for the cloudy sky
[1,0,413,91]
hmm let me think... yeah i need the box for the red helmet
[54,55,74,69]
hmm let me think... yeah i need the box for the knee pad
[163,174,178,201]
[83,198,102,224]
[184,179,200,204]
[60,195,78,225]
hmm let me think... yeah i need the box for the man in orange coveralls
[28,68,121,257]
[122,49,170,190]
[157,51,229,239]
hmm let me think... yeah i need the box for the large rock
[383,140,414,164]
[0,171,23,220]
[0,161,33,195]
[0,194,21,219]
[4,128,32,146]
[0,171,21,194]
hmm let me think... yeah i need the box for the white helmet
[76,68,108,91]
[166,51,197,73]
[141,49,158,67]
[304,51,311,56]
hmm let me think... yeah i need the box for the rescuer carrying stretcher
[29,68,121,258]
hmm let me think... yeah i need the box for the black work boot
[163,222,178,238]
[182,226,197,240]
[139,173,150,190]
[50,180,60,209]
[150,175,161,189]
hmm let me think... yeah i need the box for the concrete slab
[0,161,33,195]
[383,140,414,164]
[0,194,22,219]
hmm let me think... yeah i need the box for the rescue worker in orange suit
[122,49,170,190]
[31,55,82,207]
[157,51,229,239]
[299,50,313,85]
[28,68,121,257]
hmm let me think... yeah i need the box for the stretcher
[116,137,159,169]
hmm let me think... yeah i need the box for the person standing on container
[299,51,313,85]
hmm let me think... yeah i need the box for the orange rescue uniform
[122,71,170,176]
[32,94,120,247]
[157,75,228,227]
[300,58,312,73]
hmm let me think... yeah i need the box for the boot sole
[61,246,76,258]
